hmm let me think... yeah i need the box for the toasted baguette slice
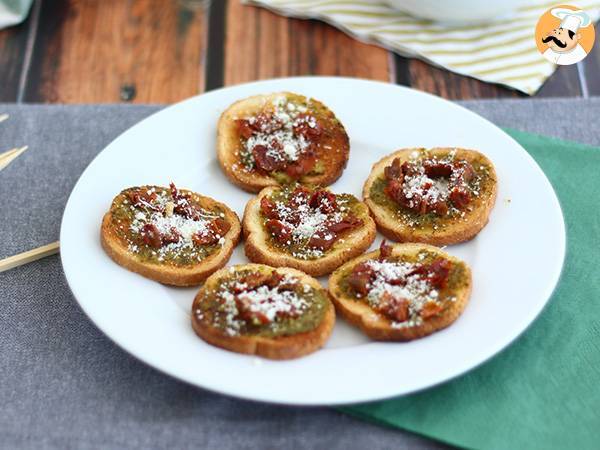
[101,185,241,286]
[363,147,497,246]
[217,92,350,193]
[243,185,377,277]
[192,264,335,360]
[328,243,471,341]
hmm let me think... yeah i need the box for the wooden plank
[0,10,34,102]
[223,1,390,88]
[205,0,227,91]
[401,59,522,99]
[23,0,208,103]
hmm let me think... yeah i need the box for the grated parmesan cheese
[363,259,440,327]
[241,97,316,169]
[128,189,222,259]
[213,273,311,335]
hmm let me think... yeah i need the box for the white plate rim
[60,76,566,405]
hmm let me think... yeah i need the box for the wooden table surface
[0,0,597,104]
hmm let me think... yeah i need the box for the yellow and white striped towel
[243,0,600,94]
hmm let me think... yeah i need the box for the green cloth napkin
[342,129,600,450]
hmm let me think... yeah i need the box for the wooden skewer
[0,146,28,171]
[0,113,8,123]
[0,241,60,273]
[0,135,49,272]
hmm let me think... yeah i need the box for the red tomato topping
[141,223,162,248]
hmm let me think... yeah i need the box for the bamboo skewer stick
[0,241,60,273]
[0,125,48,273]
[0,146,28,171]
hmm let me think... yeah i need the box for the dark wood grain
[0,0,591,103]
[205,0,226,91]
[399,59,522,99]
[23,0,208,103]
[0,12,33,102]
[223,1,390,87]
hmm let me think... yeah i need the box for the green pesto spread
[236,92,344,178]
[110,186,225,267]
[261,184,365,260]
[335,250,468,327]
[369,150,495,232]
[196,267,329,338]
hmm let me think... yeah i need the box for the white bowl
[385,0,531,24]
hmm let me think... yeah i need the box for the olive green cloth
[342,128,600,450]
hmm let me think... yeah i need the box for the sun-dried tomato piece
[307,233,336,251]
[235,296,271,325]
[210,218,230,237]
[430,200,449,215]
[260,197,279,219]
[293,114,322,140]
[237,119,255,140]
[327,215,362,234]
[266,219,292,244]
[384,157,477,215]
[238,272,270,290]
[253,113,284,134]
[285,154,317,179]
[420,301,443,319]
[289,185,312,207]
[277,277,298,291]
[264,270,285,289]
[384,158,403,181]
[169,182,180,201]
[174,202,201,220]
[192,232,218,246]
[379,240,393,261]
[168,185,201,220]
[348,262,375,297]
[162,227,181,245]
[401,161,419,177]
[383,179,403,203]
[252,145,283,173]
[378,293,409,322]
[426,258,452,289]
[449,186,471,209]
[423,160,453,178]
[128,189,161,211]
[453,160,474,183]
[141,223,162,248]
[309,190,337,213]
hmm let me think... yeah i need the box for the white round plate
[61,77,565,405]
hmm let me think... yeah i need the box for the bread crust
[328,243,472,341]
[242,186,377,277]
[217,92,350,193]
[101,189,241,287]
[363,147,497,246]
[191,264,335,360]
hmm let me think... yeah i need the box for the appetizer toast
[243,184,376,277]
[217,92,350,193]
[328,242,472,341]
[101,183,241,286]
[192,264,335,359]
[363,147,497,246]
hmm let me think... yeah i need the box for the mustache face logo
[542,35,568,48]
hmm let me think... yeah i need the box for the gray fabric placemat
[1,97,598,449]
